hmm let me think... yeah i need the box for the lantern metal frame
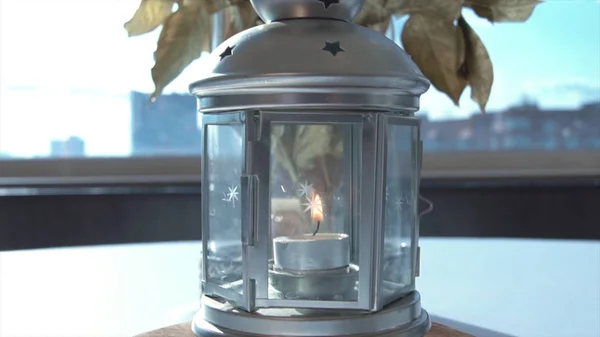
[194,292,429,337]
[200,106,422,312]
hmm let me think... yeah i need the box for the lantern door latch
[416,246,421,277]
[246,111,264,143]
[241,174,259,246]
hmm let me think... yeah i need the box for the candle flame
[312,193,324,222]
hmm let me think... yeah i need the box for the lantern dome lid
[189,1,430,112]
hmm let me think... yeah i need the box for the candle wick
[312,221,320,236]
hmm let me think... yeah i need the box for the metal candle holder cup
[270,233,357,300]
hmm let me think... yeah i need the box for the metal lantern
[191,0,431,336]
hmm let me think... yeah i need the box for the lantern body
[201,110,421,311]
[193,0,430,335]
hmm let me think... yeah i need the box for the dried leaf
[355,0,464,26]
[182,0,235,13]
[354,1,391,26]
[125,0,175,37]
[291,125,343,198]
[465,0,541,22]
[458,16,494,112]
[223,1,260,40]
[369,17,391,35]
[185,0,250,51]
[151,1,211,99]
[402,14,467,105]
[386,0,466,20]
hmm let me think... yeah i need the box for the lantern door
[378,115,420,308]
[201,112,253,311]
[250,111,377,311]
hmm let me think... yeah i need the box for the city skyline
[0,0,599,157]
[0,92,597,159]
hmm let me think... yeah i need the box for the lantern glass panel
[268,122,362,302]
[381,118,419,306]
[203,121,245,295]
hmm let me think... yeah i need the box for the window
[0,0,598,184]
[0,0,206,159]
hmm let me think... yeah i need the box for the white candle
[272,193,350,271]
[273,233,350,271]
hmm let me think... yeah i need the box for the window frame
[0,150,598,188]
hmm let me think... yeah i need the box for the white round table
[0,239,598,337]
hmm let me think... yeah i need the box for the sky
[0,0,599,157]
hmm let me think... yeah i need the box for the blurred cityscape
[0,92,598,159]
[420,101,600,152]
[130,91,599,155]
[130,92,600,154]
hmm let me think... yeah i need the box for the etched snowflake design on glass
[394,196,407,210]
[297,180,313,198]
[302,192,324,215]
[222,185,240,208]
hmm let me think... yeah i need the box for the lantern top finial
[250,0,365,23]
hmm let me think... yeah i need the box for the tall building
[130,91,201,156]
[50,136,86,157]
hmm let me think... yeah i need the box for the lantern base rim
[192,292,430,337]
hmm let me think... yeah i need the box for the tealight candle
[273,193,350,271]
[273,233,350,271]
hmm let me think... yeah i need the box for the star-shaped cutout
[322,41,344,56]
[318,0,339,9]
[219,45,235,61]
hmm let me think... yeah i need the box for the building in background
[50,136,86,157]
[129,91,599,155]
[130,91,200,156]
[420,102,600,152]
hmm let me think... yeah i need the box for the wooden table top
[135,322,473,337]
